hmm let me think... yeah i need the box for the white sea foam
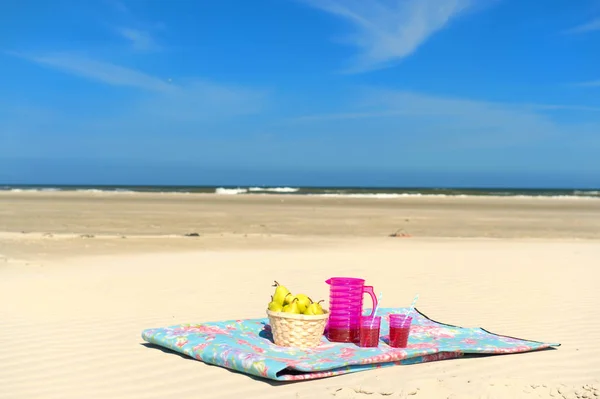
[75,189,105,193]
[310,193,597,200]
[248,187,299,193]
[505,194,599,200]
[312,193,470,199]
[1,186,598,199]
[311,193,405,199]
[575,190,599,196]
[215,188,248,195]
[7,188,60,192]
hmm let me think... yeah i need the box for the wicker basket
[266,309,330,348]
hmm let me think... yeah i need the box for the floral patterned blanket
[141,308,559,381]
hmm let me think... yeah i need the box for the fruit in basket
[268,296,284,312]
[283,293,295,306]
[272,281,290,305]
[304,300,325,315]
[282,298,301,314]
[268,281,328,316]
[295,294,312,312]
[283,293,309,311]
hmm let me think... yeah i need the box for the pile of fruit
[268,281,326,315]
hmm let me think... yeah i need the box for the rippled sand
[1,191,599,398]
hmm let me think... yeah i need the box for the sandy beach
[1,191,599,399]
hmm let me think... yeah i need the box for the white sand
[1,238,599,399]
[1,193,599,398]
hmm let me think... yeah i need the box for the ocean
[1,185,599,199]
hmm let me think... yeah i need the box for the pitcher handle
[363,285,378,317]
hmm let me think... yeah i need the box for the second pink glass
[389,314,412,348]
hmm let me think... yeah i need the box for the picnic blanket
[141,307,559,381]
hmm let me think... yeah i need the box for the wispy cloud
[564,17,600,34]
[286,88,600,150]
[110,0,130,14]
[12,52,174,92]
[116,27,160,52]
[292,110,404,122]
[524,103,600,111]
[8,52,268,122]
[295,89,600,119]
[289,100,600,123]
[572,80,600,87]
[134,80,268,123]
[301,0,481,73]
[106,0,164,52]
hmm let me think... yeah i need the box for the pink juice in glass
[359,316,381,347]
[389,314,412,348]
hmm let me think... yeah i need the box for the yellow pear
[282,298,301,314]
[305,300,325,315]
[283,293,296,306]
[303,306,315,315]
[295,293,312,313]
[313,300,325,314]
[272,281,290,305]
[268,295,283,312]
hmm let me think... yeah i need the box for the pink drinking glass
[389,314,412,348]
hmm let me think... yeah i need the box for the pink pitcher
[325,277,378,343]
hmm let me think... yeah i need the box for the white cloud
[289,100,600,123]
[564,17,600,34]
[133,80,268,123]
[116,27,160,52]
[523,103,600,111]
[112,0,129,14]
[360,90,598,125]
[301,0,479,73]
[286,88,600,150]
[8,52,268,123]
[573,80,600,87]
[15,52,174,92]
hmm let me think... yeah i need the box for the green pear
[268,295,283,312]
[295,293,312,313]
[282,298,301,314]
[272,281,290,305]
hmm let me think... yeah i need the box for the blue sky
[1,0,599,187]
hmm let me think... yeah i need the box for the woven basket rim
[266,309,330,321]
